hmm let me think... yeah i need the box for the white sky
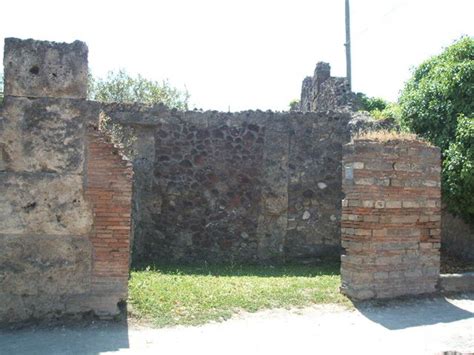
[1,0,473,111]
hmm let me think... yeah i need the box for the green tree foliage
[356,93,401,121]
[399,37,474,224]
[399,37,474,151]
[356,93,388,112]
[89,69,189,110]
[289,99,300,111]
[88,70,190,159]
[443,115,474,224]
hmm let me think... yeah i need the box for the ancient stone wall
[101,106,352,264]
[441,210,474,261]
[340,137,441,300]
[0,38,132,324]
[300,62,358,112]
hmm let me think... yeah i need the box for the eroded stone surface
[300,62,358,112]
[0,173,93,235]
[3,38,88,99]
[0,234,92,296]
[0,97,98,173]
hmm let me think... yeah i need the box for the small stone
[317,182,327,189]
[241,232,249,239]
[330,215,337,221]
[375,200,385,208]
[302,211,311,220]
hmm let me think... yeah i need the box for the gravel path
[1,294,473,355]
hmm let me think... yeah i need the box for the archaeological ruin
[0,37,473,323]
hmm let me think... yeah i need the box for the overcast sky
[1,0,472,111]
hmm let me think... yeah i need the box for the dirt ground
[1,293,473,355]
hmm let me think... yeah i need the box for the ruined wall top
[3,38,88,99]
[300,61,358,113]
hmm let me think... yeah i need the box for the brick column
[85,125,133,316]
[341,138,441,300]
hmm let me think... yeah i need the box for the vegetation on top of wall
[289,99,300,111]
[355,130,421,143]
[88,70,190,159]
[399,37,474,225]
[356,93,401,122]
[356,93,387,112]
[88,69,190,110]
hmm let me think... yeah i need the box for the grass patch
[128,263,349,327]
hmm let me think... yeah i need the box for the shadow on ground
[0,317,129,355]
[131,261,341,277]
[355,293,474,330]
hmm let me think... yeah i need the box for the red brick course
[85,125,133,312]
[340,139,441,300]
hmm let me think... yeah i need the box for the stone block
[3,38,88,99]
[0,234,92,296]
[355,177,375,185]
[385,200,402,209]
[438,273,474,293]
[0,173,93,235]
[0,97,95,173]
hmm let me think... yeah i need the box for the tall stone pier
[340,136,441,299]
[0,38,132,324]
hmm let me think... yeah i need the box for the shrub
[443,114,474,224]
[399,37,474,151]
[356,93,388,112]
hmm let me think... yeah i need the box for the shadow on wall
[0,318,129,354]
[354,295,474,330]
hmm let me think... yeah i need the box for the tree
[88,70,190,158]
[399,37,474,151]
[356,93,388,112]
[399,37,474,224]
[289,99,300,111]
[356,93,401,122]
[88,69,189,110]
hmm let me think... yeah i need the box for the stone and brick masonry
[0,38,132,323]
[101,106,353,265]
[0,36,470,323]
[340,137,441,299]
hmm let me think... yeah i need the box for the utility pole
[345,0,352,91]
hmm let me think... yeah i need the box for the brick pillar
[340,137,441,300]
[85,125,133,317]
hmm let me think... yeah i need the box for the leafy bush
[356,93,401,122]
[443,114,474,224]
[368,102,402,121]
[399,37,474,224]
[356,93,388,112]
[399,37,474,151]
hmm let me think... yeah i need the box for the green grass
[128,263,349,327]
